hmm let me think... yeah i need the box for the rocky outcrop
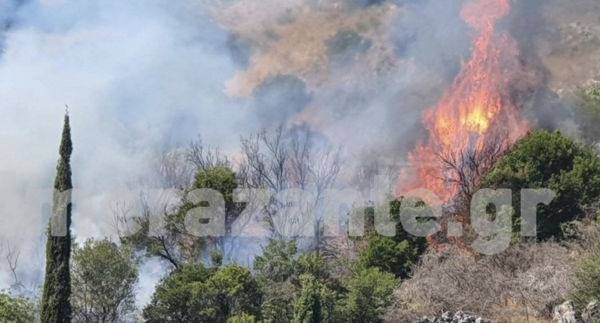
[418,311,491,323]
[582,301,598,323]
[553,300,599,323]
[415,300,599,323]
[553,301,582,323]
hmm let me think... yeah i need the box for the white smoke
[0,0,255,304]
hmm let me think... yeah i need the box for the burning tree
[397,0,535,249]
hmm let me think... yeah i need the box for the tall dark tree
[41,113,73,323]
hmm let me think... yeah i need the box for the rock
[582,301,598,323]
[553,301,582,323]
[442,311,453,322]
[417,311,491,323]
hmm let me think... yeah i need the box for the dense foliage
[71,238,139,322]
[124,164,241,269]
[30,117,600,323]
[338,267,396,323]
[143,262,261,322]
[142,238,398,323]
[0,291,36,323]
[356,199,427,278]
[292,274,336,323]
[480,130,600,239]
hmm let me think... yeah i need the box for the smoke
[213,0,473,158]
[0,0,257,303]
[0,0,576,308]
[0,0,471,304]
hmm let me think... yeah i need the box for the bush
[584,84,600,101]
[573,222,600,308]
[253,240,337,323]
[354,199,427,278]
[193,165,238,204]
[292,274,337,323]
[480,130,600,240]
[143,263,261,323]
[71,239,138,322]
[360,236,419,278]
[0,291,35,323]
[388,243,576,322]
[339,267,396,323]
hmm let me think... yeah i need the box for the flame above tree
[398,0,530,204]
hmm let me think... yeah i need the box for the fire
[398,0,530,246]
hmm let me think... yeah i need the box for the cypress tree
[41,113,73,323]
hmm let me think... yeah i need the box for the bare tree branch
[237,126,345,252]
[5,243,23,290]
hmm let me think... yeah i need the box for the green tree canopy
[360,236,419,278]
[337,267,396,323]
[253,240,339,323]
[227,312,262,323]
[480,130,600,239]
[292,274,336,323]
[253,240,298,284]
[0,291,35,323]
[125,164,241,270]
[193,165,238,206]
[353,199,426,278]
[71,238,139,323]
[143,263,261,323]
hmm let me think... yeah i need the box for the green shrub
[355,199,427,278]
[360,236,419,278]
[338,267,397,323]
[0,291,35,323]
[143,263,261,323]
[573,220,600,308]
[480,130,600,240]
[292,275,336,323]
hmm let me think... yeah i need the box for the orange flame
[399,0,529,202]
[398,0,531,249]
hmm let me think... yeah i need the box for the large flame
[399,0,529,204]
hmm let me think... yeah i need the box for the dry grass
[385,242,581,323]
[211,0,402,97]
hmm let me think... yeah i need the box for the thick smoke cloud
[0,0,501,306]
[0,0,256,302]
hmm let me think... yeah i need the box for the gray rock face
[582,300,598,323]
[418,311,491,323]
[553,301,582,323]
[415,300,599,323]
